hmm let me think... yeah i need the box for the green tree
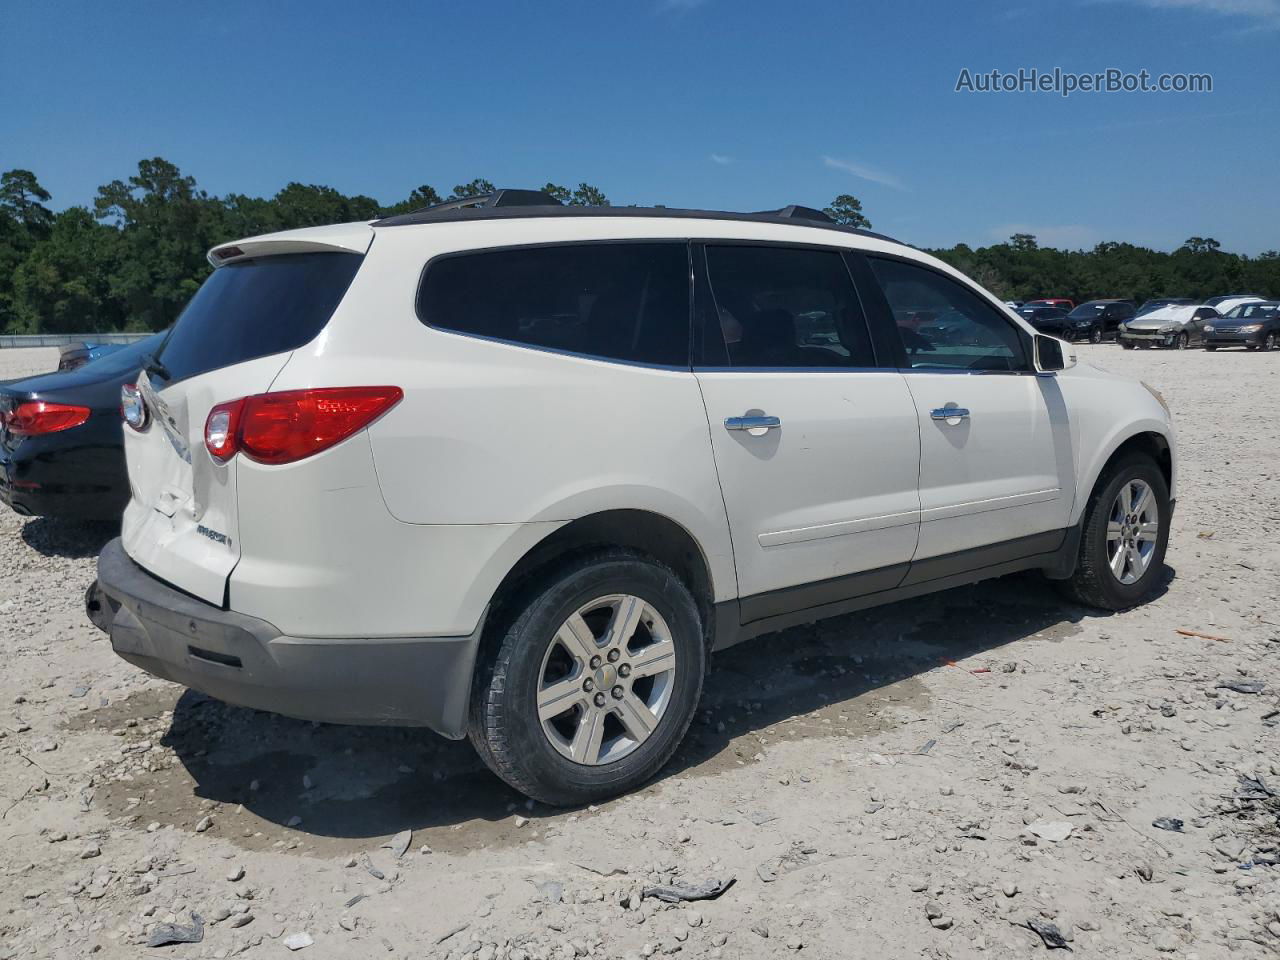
[822,194,871,229]
[449,178,495,200]
[94,157,226,330]
[1010,233,1038,252]
[380,184,444,216]
[11,207,124,333]
[0,170,57,331]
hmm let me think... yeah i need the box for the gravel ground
[1,343,1277,959]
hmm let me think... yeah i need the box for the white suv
[87,191,1176,805]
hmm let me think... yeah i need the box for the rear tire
[469,549,705,806]
[1057,453,1170,611]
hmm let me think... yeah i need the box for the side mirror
[1034,334,1076,373]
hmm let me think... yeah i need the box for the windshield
[1226,303,1279,319]
[1067,303,1106,318]
[77,332,168,377]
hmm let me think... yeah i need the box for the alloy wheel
[1176,333,1188,350]
[1106,479,1160,585]
[1264,333,1276,352]
[1090,326,1102,344]
[536,595,677,765]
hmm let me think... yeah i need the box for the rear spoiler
[207,221,375,267]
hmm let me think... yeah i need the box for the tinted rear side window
[156,252,363,383]
[418,243,690,367]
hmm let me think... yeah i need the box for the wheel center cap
[595,664,618,689]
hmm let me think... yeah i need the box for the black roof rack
[373,196,902,247]
[760,205,836,224]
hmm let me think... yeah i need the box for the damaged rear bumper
[87,538,481,738]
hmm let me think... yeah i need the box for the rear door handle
[930,407,970,421]
[725,415,781,432]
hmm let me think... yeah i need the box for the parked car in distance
[1004,300,1024,309]
[1062,300,1136,343]
[1023,298,1074,310]
[1205,294,1267,316]
[1136,297,1194,316]
[1203,301,1280,352]
[1015,305,1070,336]
[1118,304,1218,349]
[86,192,1176,805]
[1,333,167,520]
[57,341,130,372]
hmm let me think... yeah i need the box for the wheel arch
[486,509,723,650]
[1081,427,1175,513]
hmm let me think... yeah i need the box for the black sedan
[1016,305,1070,336]
[0,333,165,520]
[1203,301,1280,352]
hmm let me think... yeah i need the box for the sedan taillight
[4,401,91,436]
[204,386,403,466]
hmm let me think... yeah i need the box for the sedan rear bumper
[88,538,482,737]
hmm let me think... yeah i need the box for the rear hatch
[123,229,369,604]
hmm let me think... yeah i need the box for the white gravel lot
[0,343,1277,959]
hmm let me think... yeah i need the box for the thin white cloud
[989,223,1101,249]
[1113,0,1280,25]
[820,155,907,191]
[709,153,733,165]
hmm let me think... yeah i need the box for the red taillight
[203,387,402,466]
[5,401,90,436]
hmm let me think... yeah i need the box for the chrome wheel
[537,595,677,766]
[1263,333,1276,352]
[1106,479,1159,584]
[1176,332,1188,350]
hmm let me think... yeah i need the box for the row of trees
[2,162,1277,335]
[0,162,612,334]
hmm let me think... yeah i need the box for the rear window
[155,252,363,383]
[417,243,690,367]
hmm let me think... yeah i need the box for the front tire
[1205,345,1218,352]
[1261,332,1276,352]
[1175,332,1188,350]
[1121,341,1135,350]
[1089,326,1103,344]
[1058,453,1170,611]
[469,550,705,806]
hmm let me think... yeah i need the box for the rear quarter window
[155,252,363,383]
[417,242,691,367]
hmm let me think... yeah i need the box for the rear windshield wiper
[144,355,171,381]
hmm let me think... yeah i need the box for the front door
[692,243,922,622]
[860,254,1076,573]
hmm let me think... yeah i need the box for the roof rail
[403,189,563,217]
[763,205,836,224]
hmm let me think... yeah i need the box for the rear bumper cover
[88,538,481,737]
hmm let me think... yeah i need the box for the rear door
[123,248,366,603]
[692,243,921,622]
[859,253,1076,572]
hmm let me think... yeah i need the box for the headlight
[1118,323,1128,332]
[1203,324,1215,333]
[1239,323,1263,333]
[1158,324,1178,333]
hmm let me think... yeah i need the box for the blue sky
[4,0,1279,253]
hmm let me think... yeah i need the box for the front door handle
[725,415,781,432]
[930,407,970,421]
